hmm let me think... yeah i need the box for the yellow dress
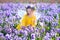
[16,14,36,30]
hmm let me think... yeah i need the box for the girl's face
[26,8,33,15]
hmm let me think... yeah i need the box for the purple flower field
[0,3,60,40]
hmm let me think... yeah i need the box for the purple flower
[14,35,22,40]
[0,26,3,31]
[31,33,35,40]
[41,28,45,33]
[22,36,27,40]
[30,27,35,33]
[0,36,6,40]
[0,10,3,16]
[50,30,56,37]
[56,37,60,40]
[25,28,30,33]
[57,8,60,13]
[4,27,12,34]
[4,10,11,17]
[45,32,51,38]
[22,30,28,36]
[27,27,34,33]
[56,28,60,33]
[1,3,11,10]
[51,22,58,27]
[35,28,40,37]
[13,29,20,35]
[20,29,24,34]
[0,20,3,24]
[14,35,18,40]
[18,37,22,40]
[49,4,57,10]
[15,14,21,20]
[43,36,51,40]
[5,34,11,39]
[8,3,13,8]
[45,16,54,22]
[35,27,40,32]
[0,33,3,36]
[17,3,25,10]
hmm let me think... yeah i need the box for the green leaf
[36,37,42,40]
[27,34,31,40]
[36,20,41,28]
[13,23,18,28]
[18,34,23,37]
[1,30,7,36]
[45,10,47,13]
[59,13,60,18]
[0,22,6,28]
[51,36,56,40]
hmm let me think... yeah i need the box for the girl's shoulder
[32,15,36,20]
[23,14,27,18]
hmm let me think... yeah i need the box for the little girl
[16,6,37,30]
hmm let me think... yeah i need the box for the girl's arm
[21,15,26,27]
[32,16,37,27]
